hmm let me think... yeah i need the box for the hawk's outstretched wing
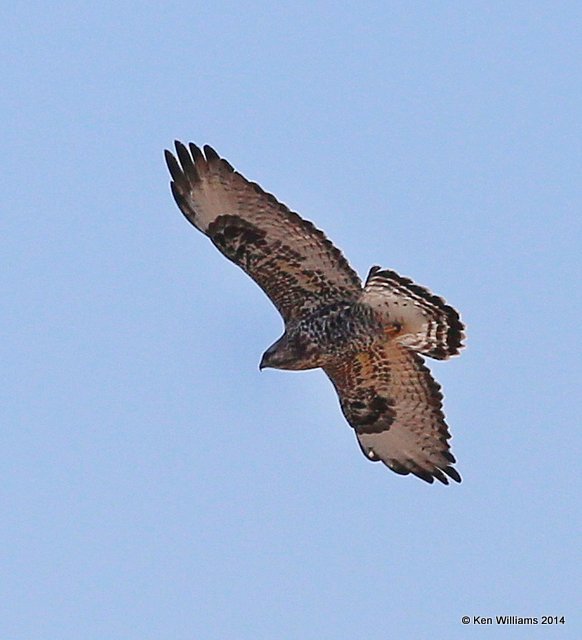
[324,341,461,484]
[165,142,362,322]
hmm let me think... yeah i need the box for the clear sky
[2,2,580,638]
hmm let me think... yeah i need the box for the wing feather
[324,341,461,484]
[165,142,362,321]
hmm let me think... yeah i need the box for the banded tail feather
[362,266,465,360]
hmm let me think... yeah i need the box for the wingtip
[188,142,203,161]
[443,466,462,483]
[415,470,435,484]
[165,149,183,182]
[164,147,174,164]
[203,144,220,161]
[417,465,461,485]
[173,140,191,161]
[443,450,456,464]
[175,140,196,172]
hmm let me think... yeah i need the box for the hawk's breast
[298,302,383,361]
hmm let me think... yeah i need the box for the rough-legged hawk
[165,142,465,485]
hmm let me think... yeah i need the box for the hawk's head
[259,330,319,371]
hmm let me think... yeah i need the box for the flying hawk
[165,142,465,484]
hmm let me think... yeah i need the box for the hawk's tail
[361,266,465,360]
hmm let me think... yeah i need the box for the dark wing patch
[362,267,465,359]
[324,341,461,485]
[165,142,362,321]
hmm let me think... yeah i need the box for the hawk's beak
[259,354,267,371]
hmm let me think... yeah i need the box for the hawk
[165,142,465,484]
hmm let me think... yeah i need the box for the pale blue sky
[2,2,580,638]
